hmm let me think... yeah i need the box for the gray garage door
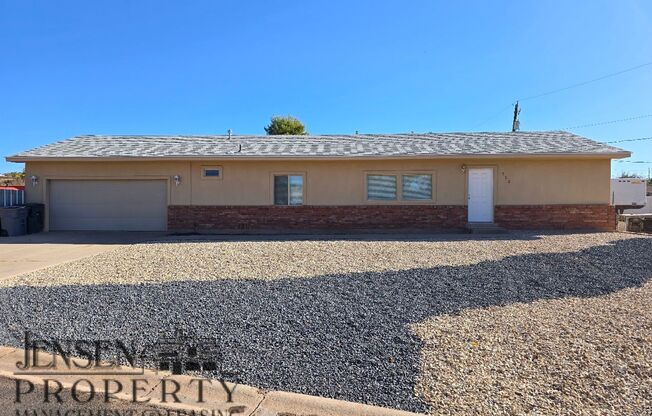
[49,180,167,231]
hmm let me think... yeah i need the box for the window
[402,174,432,200]
[274,175,304,205]
[202,166,222,179]
[366,172,434,202]
[367,175,397,201]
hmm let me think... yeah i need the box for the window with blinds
[367,175,397,200]
[402,174,432,200]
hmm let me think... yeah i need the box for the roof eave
[6,151,631,163]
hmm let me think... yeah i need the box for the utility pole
[512,101,521,132]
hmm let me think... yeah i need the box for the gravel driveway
[1,232,650,414]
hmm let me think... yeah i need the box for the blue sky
[1,0,651,176]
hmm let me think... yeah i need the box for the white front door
[468,168,494,223]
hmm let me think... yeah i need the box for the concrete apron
[0,346,424,416]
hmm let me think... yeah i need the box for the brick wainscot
[495,204,616,231]
[168,205,467,232]
[169,204,616,232]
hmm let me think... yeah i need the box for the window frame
[364,171,435,204]
[401,173,434,201]
[365,173,398,202]
[271,172,306,206]
[201,166,223,180]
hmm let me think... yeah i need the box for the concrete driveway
[0,231,164,280]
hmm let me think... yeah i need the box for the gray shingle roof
[6,131,629,161]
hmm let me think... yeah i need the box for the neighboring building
[5,131,629,232]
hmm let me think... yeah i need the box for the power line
[473,60,652,128]
[472,104,513,129]
[606,136,652,144]
[517,61,652,102]
[615,160,652,164]
[563,113,652,130]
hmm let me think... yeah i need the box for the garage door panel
[49,180,167,231]
[50,216,166,231]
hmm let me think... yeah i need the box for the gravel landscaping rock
[2,232,643,286]
[0,232,650,414]
[412,281,652,415]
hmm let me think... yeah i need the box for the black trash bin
[644,217,652,232]
[0,206,29,236]
[26,203,45,234]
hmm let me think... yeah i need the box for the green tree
[264,115,308,135]
[0,170,25,186]
[619,171,643,178]
[4,171,25,180]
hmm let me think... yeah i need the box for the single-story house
[6,131,629,232]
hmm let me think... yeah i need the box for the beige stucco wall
[23,157,612,207]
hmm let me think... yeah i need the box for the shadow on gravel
[0,237,650,413]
